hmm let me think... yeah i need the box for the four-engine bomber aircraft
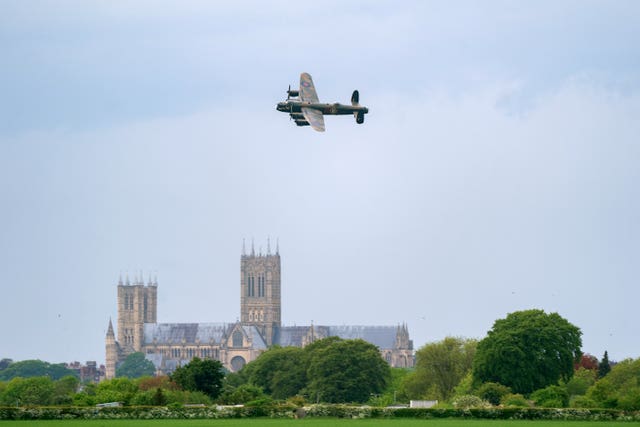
[276,72,369,132]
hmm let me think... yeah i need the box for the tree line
[1,309,638,410]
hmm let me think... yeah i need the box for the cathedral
[105,244,414,379]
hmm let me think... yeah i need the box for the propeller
[287,85,291,100]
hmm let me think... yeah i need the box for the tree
[243,346,306,399]
[476,382,511,406]
[531,384,569,408]
[116,352,156,379]
[218,383,267,405]
[369,367,412,406]
[598,350,611,379]
[403,337,476,401]
[52,375,79,405]
[137,375,179,391]
[564,367,596,397]
[473,309,582,395]
[0,376,55,406]
[0,360,78,381]
[94,377,138,405]
[0,358,13,371]
[587,357,640,410]
[306,338,390,403]
[171,357,225,399]
[575,353,598,371]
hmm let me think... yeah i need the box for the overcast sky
[1,1,639,365]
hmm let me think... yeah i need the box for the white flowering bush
[452,394,491,409]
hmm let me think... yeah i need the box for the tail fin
[351,90,360,106]
[352,90,364,123]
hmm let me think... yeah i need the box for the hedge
[0,405,638,421]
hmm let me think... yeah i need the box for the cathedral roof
[325,325,398,349]
[143,323,231,345]
[275,326,309,347]
[277,325,399,350]
[242,325,268,350]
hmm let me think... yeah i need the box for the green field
[2,420,640,427]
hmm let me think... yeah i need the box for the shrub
[531,385,569,408]
[501,393,529,407]
[571,395,597,408]
[476,382,511,406]
[452,394,491,409]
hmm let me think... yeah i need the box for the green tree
[403,337,476,401]
[305,338,390,403]
[0,360,78,381]
[598,350,611,379]
[473,309,582,394]
[476,382,511,406]
[152,387,167,406]
[52,375,79,405]
[94,377,138,405]
[531,384,569,408]
[0,376,55,406]
[0,358,13,371]
[243,346,306,399]
[116,352,156,378]
[72,382,97,406]
[218,383,267,405]
[587,357,640,410]
[369,367,412,406]
[564,367,596,397]
[171,357,225,399]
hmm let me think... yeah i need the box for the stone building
[105,244,414,379]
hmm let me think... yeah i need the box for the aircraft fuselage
[277,101,368,116]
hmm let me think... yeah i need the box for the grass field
[2,420,640,427]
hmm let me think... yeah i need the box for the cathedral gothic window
[247,276,256,297]
[232,331,243,347]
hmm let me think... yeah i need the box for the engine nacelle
[287,89,300,97]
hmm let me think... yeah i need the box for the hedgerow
[0,404,638,421]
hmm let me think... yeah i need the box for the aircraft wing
[299,73,319,103]
[301,107,325,132]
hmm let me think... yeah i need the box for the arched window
[232,330,243,347]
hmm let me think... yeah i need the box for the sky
[1,1,639,365]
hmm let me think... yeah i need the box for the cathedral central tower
[240,240,281,346]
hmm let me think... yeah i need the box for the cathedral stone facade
[105,245,414,379]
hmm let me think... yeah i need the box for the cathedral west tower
[240,239,281,346]
[117,274,157,355]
